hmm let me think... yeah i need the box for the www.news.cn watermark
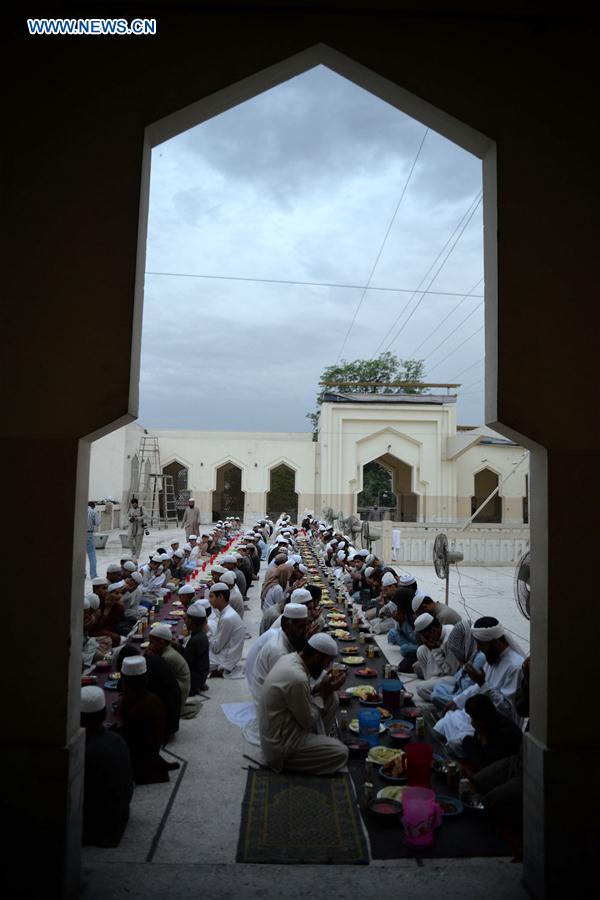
[27,18,157,36]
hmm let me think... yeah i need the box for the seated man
[116,655,177,784]
[370,571,399,633]
[434,617,525,753]
[258,632,349,775]
[208,583,246,677]
[413,613,458,701]
[88,582,125,646]
[148,623,191,715]
[461,693,523,771]
[430,620,486,709]
[219,570,245,618]
[80,686,133,847]
[82,594,111,668]
[183,600,210,694]
[412,591,463,627]
[387,589,418,673]
[252,603,309,700]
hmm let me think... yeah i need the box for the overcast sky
[140,65,484,432]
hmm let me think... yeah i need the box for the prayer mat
[237,768,369,864]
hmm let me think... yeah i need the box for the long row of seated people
[79,516,278,846]
[251,514,529,834]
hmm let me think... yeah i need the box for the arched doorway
[267,464,298,521]
[358,454,418,521]
[162,460,189,522]
[212,463,245,520]
[472,467,502,522]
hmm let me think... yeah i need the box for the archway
[357,454,418,521]
[267,464,298,521]
[472,467,502,523]
[212,462,245,520]
[162,460,189,522]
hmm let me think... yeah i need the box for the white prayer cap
[169,538,179,546]
[289,554,302,564]
[178,584,196,595]
[85,592,100,610]
[210,582,230,594]
[298,564,309,575]
[338,541,346,549]
[283,602,308,620]
[347,551,356,560]
[122,656,147,676]
[91,577,108,587]
[399,573,416,586]
[159,553,170,562]
[188,534,198,540]
[187,601,207,618]
[173,549,185,558]
[222,554,237,564]
[357,549,369,558]
[123,561,137,572]
[81,686,106,713]
[107,580,125,593]
[411,590,426,613]
[276,538,288,545]
[336,550,346,561]
[382,572,398,587]
[366,555,375,565]
[220,571,235,586]
[149,623,172,642]
[308,633,338,656]
[183,543,192,551]
[131,571,143,585]
[414,612,434,633]
[234,553,243,561]
[211,564,226,575]
[471,620,504,642]
[364,567,375,578]
[107,563,122,574]
[198,598,211,610]
[291,588,312,604]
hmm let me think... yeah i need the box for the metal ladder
[128,436,178,529]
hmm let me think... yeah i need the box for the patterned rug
[237,769,369,864]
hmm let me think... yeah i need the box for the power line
[145,270,483,299]
[335,127,430,363]
[382,195,483,353]
[371,189,482,357]
[421,300,484,362]
[426,325,484,374]
[409,278,483,357]
[450,357,485,381]
[462,377,484,391]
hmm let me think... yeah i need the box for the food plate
[368,798,403,817]
[377,785,408,802]
[349,719,386,735]
[355,667,378,678]
[343,646,360,654]
[346,685,379,699]
[436,795,464,817]
[342,656,365,665]
[320,600,334,608]
[367,746,402,765]
[379,762,408,783]
[462,792,485,811]
[103,677,120,691]
[358,695,383,707]
[343,738,371,757]
[385,719,415,732]
[399,706,422,719]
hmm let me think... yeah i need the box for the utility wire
[335,127,430,363]
[382,195,483,353]
[421,300,484,362]
[426,325,484,374]
[409,278,483,357]
[145,270,482,299]
[371,189,482,357]
[450,357,485,381]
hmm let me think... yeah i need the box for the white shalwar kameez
[258,653,348,774]
[433,645,525,753]
[242,627,289,746]
[208,604,245,673]
[415,624,457,701]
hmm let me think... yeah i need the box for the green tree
[306,353,427,437]
[358,460,395,507]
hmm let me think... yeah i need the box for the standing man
[181,498,201,540]
[87,501,101,579]
[127,497,146,560]
[368,503,384,522]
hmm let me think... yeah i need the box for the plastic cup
[405,742,433,788]
[381,679,403,713]
[358,708,381,747]
[402,787,442,847]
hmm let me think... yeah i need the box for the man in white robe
[434,616,525,753]
[412,613,458,701]
[258,632,349,775]
[208,583,245,676]
[126,498,146,559]
[139,559,166,606]
[219,570,244,619]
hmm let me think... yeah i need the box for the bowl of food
[343,738,371,758]
[338,691,353,705]
[435,795,464,817]
[368,798,403,818]
[355,667,378,678]
[379,754,408,782]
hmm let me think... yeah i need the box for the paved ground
[81,527,530,898]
